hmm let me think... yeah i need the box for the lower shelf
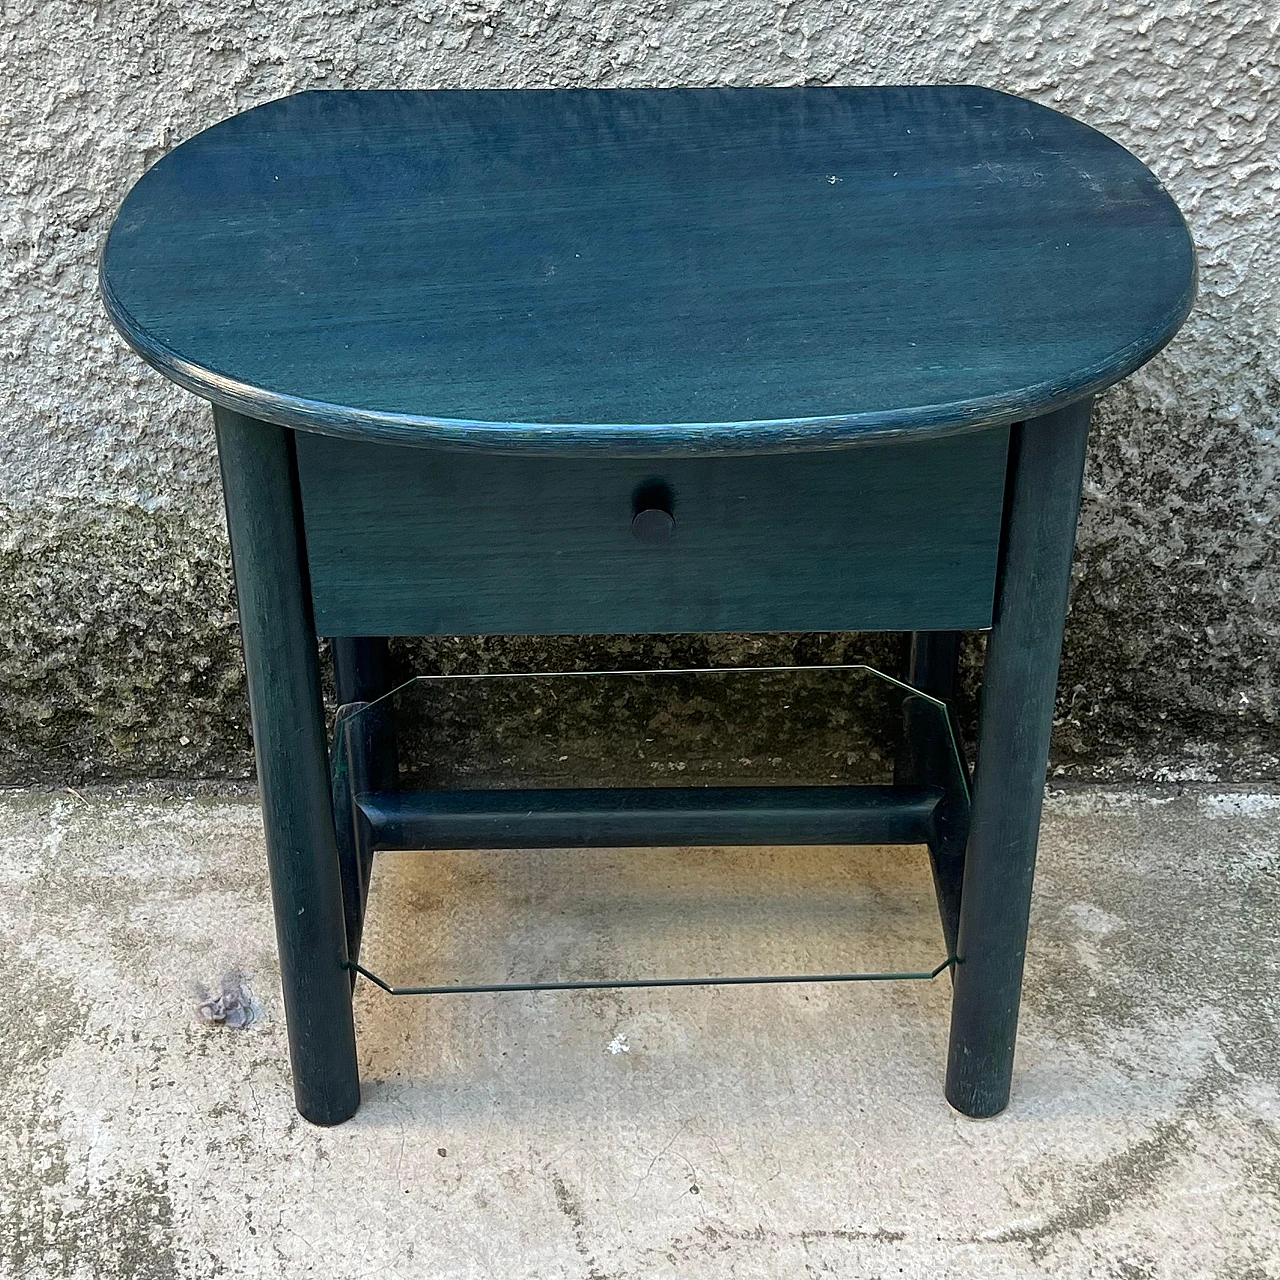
[349,844,957,998]
[330,663,972,995]
[347,957,957,997]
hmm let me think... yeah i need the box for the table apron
[295,426,1010,637]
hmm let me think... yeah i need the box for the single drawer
[295,427,1010,638]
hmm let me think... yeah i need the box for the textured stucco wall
[1,0,1276,783]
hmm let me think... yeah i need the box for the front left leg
[215,407,361,1125]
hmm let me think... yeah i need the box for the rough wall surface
[0,0,1276,782]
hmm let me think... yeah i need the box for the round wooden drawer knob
[632,507,676,545]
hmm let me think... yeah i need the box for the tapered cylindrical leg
[907,631,961,702]
[330,637,399,972]
[946,399,1093,1118]
[214,406,360,1125]
[330,635,398,951]
[333,637,393,706]
[897,630,966,954]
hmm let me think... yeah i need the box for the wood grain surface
[102,87,1194,456]
[295,424,1010,636]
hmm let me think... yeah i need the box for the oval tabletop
[101,87,1195,455]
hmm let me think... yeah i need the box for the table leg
[900,631,966,956]
[214,407,361,1126]
[907,632,961,702]
[332,635,399,796]
[333,638,393,705]
[945,399,1092,1117]
[330,637,399,972]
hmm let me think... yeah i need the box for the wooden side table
[101,87,1195,1125]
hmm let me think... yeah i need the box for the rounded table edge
[100,252,1196,458]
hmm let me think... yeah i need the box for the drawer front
[296,427,1009,637]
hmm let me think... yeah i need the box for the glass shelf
[355,843,954,994]
[334,664,967,994]
[344,663,968,795]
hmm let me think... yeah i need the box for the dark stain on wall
[2,380,1275,784]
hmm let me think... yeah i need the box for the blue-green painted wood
[101,88,1194,457]
[332,637,393,706]
[358,784,943,851]
[897,632,969,957]
[331,638,398,933]
[946,399,1094,1118]
[295,426,1010,637]
[212,407,360,1126]
[329,704,371,976]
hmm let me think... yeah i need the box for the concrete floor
[0,786,1277,1278]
